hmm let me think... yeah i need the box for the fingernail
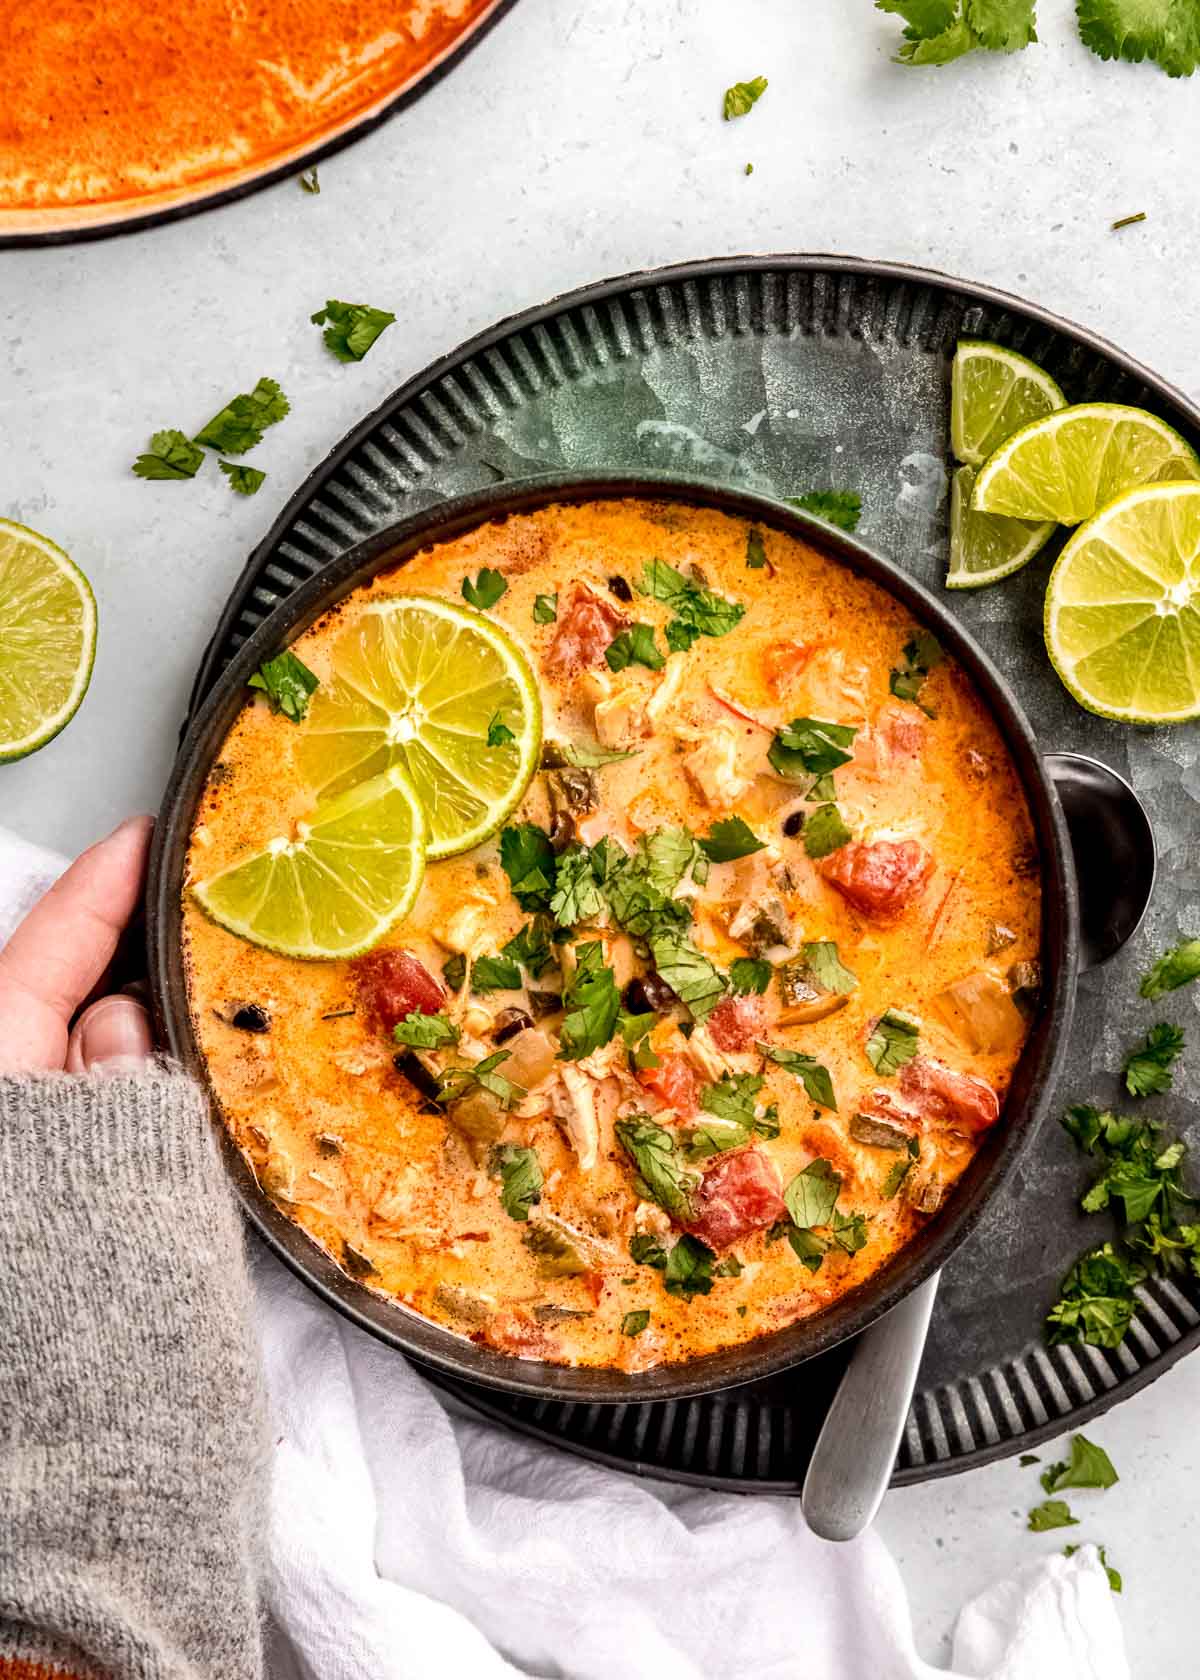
[72,997,154,1074]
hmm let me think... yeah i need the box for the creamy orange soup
[184,499,1042,1371]
[1,1,495,213]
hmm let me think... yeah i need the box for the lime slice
[193,765,427,958]
[0,519,97,762]
[947,464,1055,589]
[1045,482,1200,723]
[973,403,1200,525]
[297,595,541,859]
[951,340,1066,467]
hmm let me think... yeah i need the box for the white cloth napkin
[0,824,1129,1680]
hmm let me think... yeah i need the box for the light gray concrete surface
[3,0,1198,1664]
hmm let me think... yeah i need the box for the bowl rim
[147,471,1079,1402]
[0,0,520,250]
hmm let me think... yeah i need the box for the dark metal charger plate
[187,256,1200,1489]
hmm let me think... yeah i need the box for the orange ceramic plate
[0,0,513,243]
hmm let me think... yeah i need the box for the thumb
[65,995,155,1076]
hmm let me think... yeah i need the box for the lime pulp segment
[0,519,97,762]
[947,464,1055,589]
[950,340,1066,468]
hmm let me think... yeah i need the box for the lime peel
[0,519,97,763]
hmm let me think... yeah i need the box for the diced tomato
[707,992,767,1053]
[351,948,445,1032]
[637,1053,703,1118]
[819,839,934,921]
[473,1310,560,1360]
[544,586,629,673]
[761,640,816,699]
[685,1148,786,1251]
[899,1056,1000,1134]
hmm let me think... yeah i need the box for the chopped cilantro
[889,629,945,712]
[714,1254,744,1277]
[784,1157,842,1229]
[1046,1243,1145,1349]
[622,1309,651,1337]
[502,920,553,980]
[723,76,768,119]
[1123,1021,1184,1096]
[248,650,320,723]
[866,1009,921,1076]
[1039,1435,1118,1495]
[542,739,635,768]
[649,933,727,1020]
[786,490,862,533]
[730,957,772,995]
[311,299,396,362]
[500,823,557,911]
[549,846,605,927]
[195,376,289,455]
[1028,1500,1079,1533]
[877,0,1037,65]
[787,1226,829,1271]
[491,1143,544,1221]
[699,816,766,863]
[803,804,852,859]
[616,1116,698,1221]
[768,716,858,781]
[442,953,467,990]
[637,556,745,647]
[664,1233,716,1300]
[436,1049,525,1111]
[299,167,320,194]
[533,592,558,624]
[630,1233,669,1270]
[1077,0,1198,77]
[1140,937,1200,999]
[470,953,523,993]
[131,429,204,481]
[487,713,516,748]
[759,1042,837,1109]
[461,567,507,610]
[393,1011,460,1049]
[606,622,666,673]
[558,940,621,1060]
[746,528,768,568]
[1020,1454,1041,1467]
[881,1136,921,1199]
[832,1208,871,1255]
[802,940,858,995]
[220,462,266,496]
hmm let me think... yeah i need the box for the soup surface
[1,1,494,213]
[184,499,1042,1371]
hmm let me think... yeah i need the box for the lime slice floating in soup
[1045,482,1200,723]
[972,403,1200,526]
[947,464,1056,590]
[0,519,97,762]
[296,595,542,858]
[951,340,1066,468]
[192,764,427,959]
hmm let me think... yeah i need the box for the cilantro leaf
[491,1143,544,1221]
[890,630,945,710]
[729,956,772,995]
[131,429,204,480]
[248,650,320,723]
[786,490,863,532]
[220,462,266,496]
[877,0,959,31]
[882,1139,921,1200]
[784,1157,842,1228]
[866,1008,921,1076]
[1140,937,1200,999]
[746,528,768,569]
[311,299,396,362]
[1039,1434,1118,1494]
[461,567,507,610]
[622,1309,651,1337]
[965,0,1038,51]
[558,940,620,1060]
[436,1049,525,1111]
[393,1011,460,1049]
[442,953,467,991]
[832,1208,871,1255]
[649,933,727,1020]
[699,816,766,863]
[723,76,768,119]
[630,1233,669,1269]
[802,803,852,859]
[1123,1021,1185,1096]
[637,557,745,645]
[470,953,523,993]
[542,739,636,769]
[533,592,558,624]
[768,716,858,781]
[606,623,666,673]
[701,1072,764,1129]
[802,940,858,995]
[500,823,557,912]
[615,1116,699,1220]
[487,713,516,748]
[1046,1243,1145,1349]
[501,920,553,980]
[1028,1499,1079,1533]
[760,1042,837,1109]
[1077,0,1198,76]
[299,167,320,194]
[550,846,606,927]
[195,376,289,455]
[664,1234,716,1300]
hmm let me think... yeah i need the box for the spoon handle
[801,1271,940,1541]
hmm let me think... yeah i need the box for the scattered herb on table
[196,376,289,455]
[786,490,862,532]
[723,76,768,119]
[299,167,321,194]
[311,299,396,362]
[1111,211,1146,231]
[879,0,1196,76]
[461,567,507,610]
[1039,1434,1118,1494]
[1140,937,1200,999]
[1019,1453,1040,1467]
[221,462,266,496]
[1123,1021,1184,1096]
[1064,1543,1122,1592]
[1028,1498,1079,1533]
[248,650,319,723]
[131,429,205,481]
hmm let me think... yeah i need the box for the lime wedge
[973,403,1200,525]
[1045,482,1200,723]
[0,519,97,762]
[193,765,427,958]
[297,595,541,858]
[951,340,1066,467]
[947,464,1055,590]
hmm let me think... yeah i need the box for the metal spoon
[801,752,1156,1541]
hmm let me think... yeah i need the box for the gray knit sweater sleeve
[0,1069,266,1680]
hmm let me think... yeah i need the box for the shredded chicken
[681,725,752,808]
[556,1063,600,1170]
[634,1200,672,1237]
[682,1023,757,1081]
[436,898,497,956]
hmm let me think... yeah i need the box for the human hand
[0,815,156,1075]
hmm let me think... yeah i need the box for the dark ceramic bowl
[148,472,1081,1401]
